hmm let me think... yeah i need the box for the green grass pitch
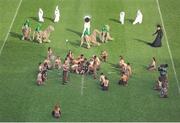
[0,0,180,121]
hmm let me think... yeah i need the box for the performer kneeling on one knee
[99,73,105,87]
[102,76,109,91]
[100,50,108,62]
[119,72,128,86]
[37,72,43,85]
[52,104,61,118]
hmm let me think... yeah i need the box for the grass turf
[0,0,180,121]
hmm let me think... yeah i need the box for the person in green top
[100,25,113,43]
[33,23,42,42]
[22,19,31,40]
[23,19,30,28]
[35,23,42,32]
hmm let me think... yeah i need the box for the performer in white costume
[54,6,60,22]
[133,9,143,25]
[119,11,125,24]
[81,16,91,38]
[38,8,44,22]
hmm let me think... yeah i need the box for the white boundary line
[0,0,23,56]
[156,0,180,94]
[80,75,85,96]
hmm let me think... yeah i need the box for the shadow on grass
[107,62,120,72]
[10,32,22,39]
[29,17,39,22]
[44,17,54,22]
[66,28,82,37]
[109,18,120,24]
[134,38,152,47]
[68,40,80,48]
[126,18,134,24]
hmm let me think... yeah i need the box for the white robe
[38,8,44,22]
[119,11,125,24]
[133,10,143,25]
[54,6,60,22]
[82,21,90,37]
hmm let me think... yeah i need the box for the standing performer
[54,6,60,22]
[81,16,91,38]
[62,61,69,84]
[38,8,44,22]
[133,9,143,25]
[119,11,125,24]
[151,25,163,47]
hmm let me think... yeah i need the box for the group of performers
[119,9,143,25]
[22,19,54,43]
[36,47,109,85]
[118,56,132,86]
[147,57,168,98]
[38,6,60,23]
[21,6,60,43]
[80,16,114,49]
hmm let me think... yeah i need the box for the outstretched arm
[152,30,158,35]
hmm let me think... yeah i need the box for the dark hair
[127,63,130,65]
[153,57,156,62]
[84,17,90,22]
[101,73,104,75]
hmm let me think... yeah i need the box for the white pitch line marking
[0,0,23,56]
[156,0,180,94]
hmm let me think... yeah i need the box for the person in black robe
[151,25,163,47]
